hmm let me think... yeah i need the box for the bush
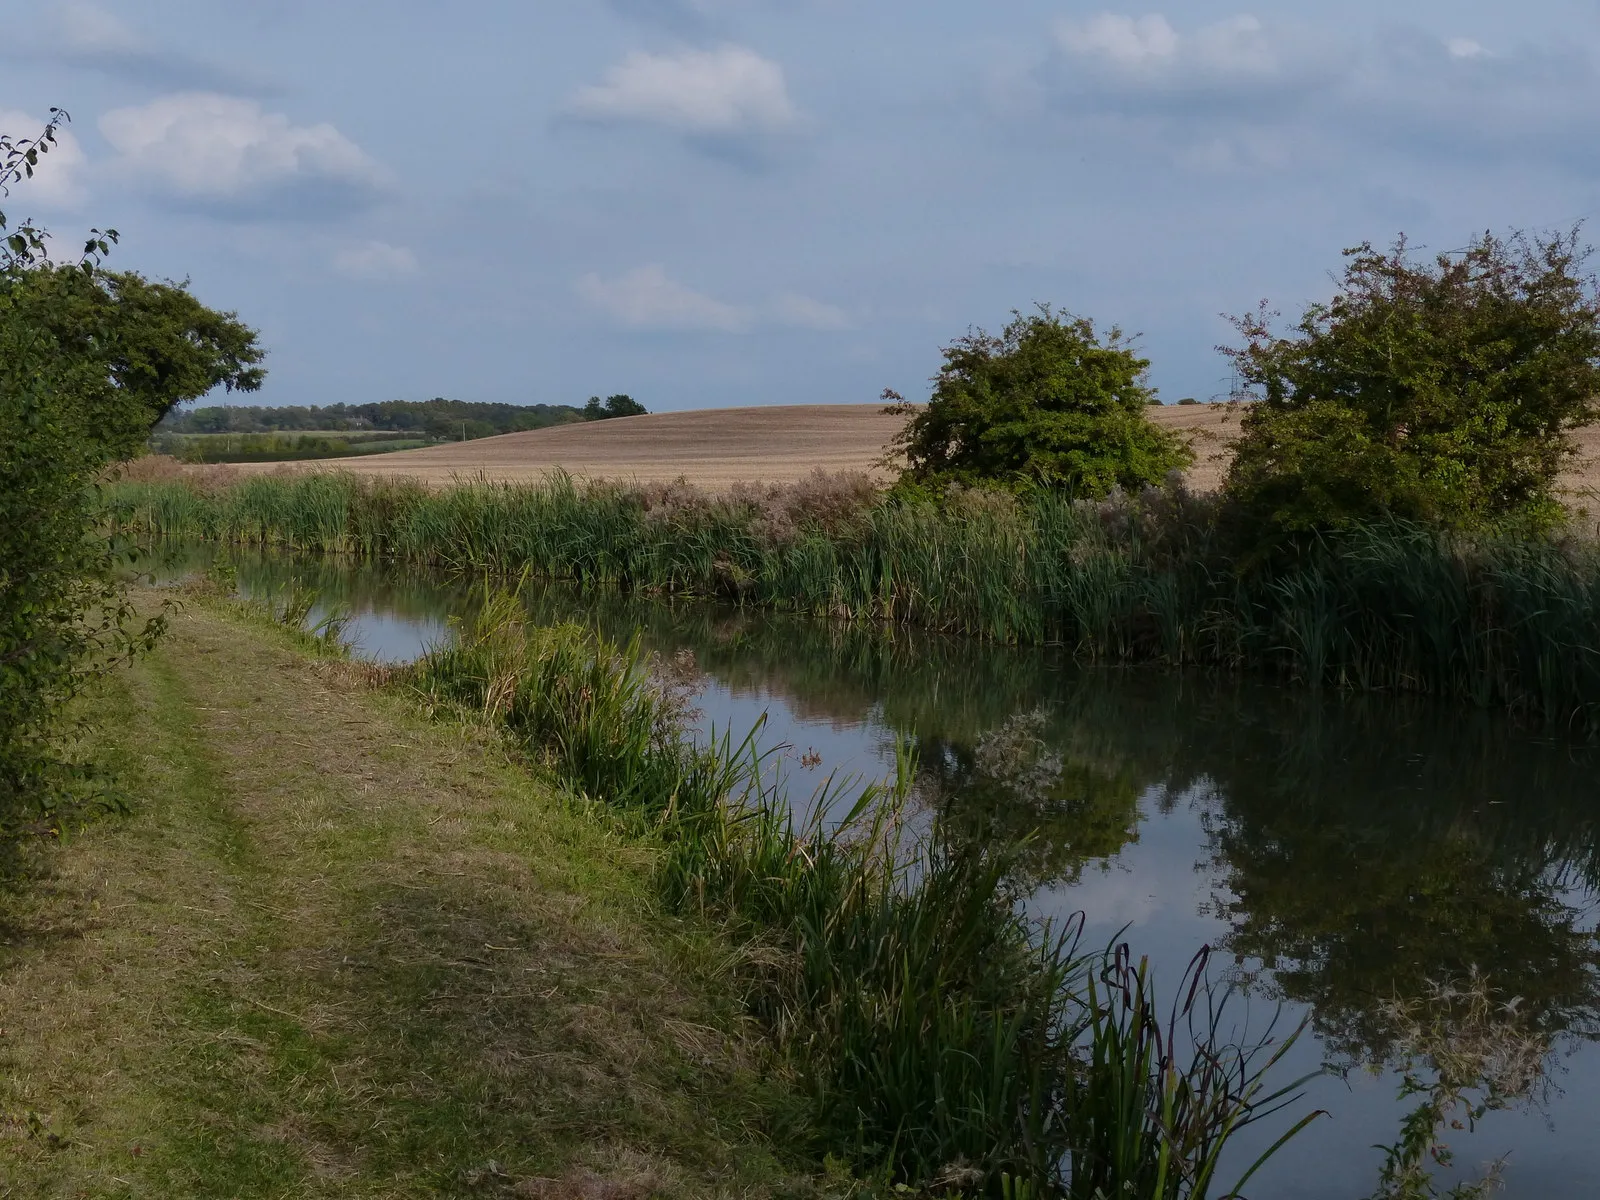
[1224,230,1600,539]
[0,110,263,825]
[889,305,1193,495]
[0,279,155,821]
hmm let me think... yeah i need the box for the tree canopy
[890,306,1192,495]
[1223,230,1600,536]
[1,109,263,821]
[7,266,263,459]
[584,393,647,420]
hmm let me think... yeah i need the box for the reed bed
[110,470,1600,729]
[398,594,1315,1196]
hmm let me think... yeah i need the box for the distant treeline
[156,398,589,442]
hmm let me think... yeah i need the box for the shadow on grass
[146,875,800,1199]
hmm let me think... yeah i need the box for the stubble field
[225,402,1600,500]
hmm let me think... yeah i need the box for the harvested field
[235,404,910,490]
[223,401,1600,500]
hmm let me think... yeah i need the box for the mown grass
[110,471,1600,730]
[401,591,1319,1197]
[0,596,822,1199]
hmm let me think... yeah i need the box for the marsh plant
[396,591,1319,1196]
[114,469,1600,730]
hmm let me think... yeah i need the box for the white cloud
[568,45,797,134]
[1038,13,1600,179]
[0,109,88,208]
[769,291,849,330]
[576,266,850,333]
[577,264,750,331]
[99,93,389,215]
[333,240,419,281]
[1057,14,1178,67]
[1055,11,1284,82]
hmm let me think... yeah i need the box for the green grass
[109,471,1600,730]
[150,431,437,463]
[0,595,819,1199]
[401,590,1318,1197]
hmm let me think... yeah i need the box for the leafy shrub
[0,110,263,825]
[889,305,1193,495]
[1224,230,1600,539]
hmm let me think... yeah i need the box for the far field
[230,402,1600,498]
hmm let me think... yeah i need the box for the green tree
[1223,230,1600,537]
[584,393,647,420]
[8,267,264,457]
[889,306,1192,494]
[1,110,264,824]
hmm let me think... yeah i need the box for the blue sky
[5,0,1600,411]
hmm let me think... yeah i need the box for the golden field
[229,401,1600,500]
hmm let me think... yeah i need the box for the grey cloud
[32,3,278,95]
[606,0,714,34]
[99,93,392,221]
[1336,30,1600,172]
[1038,13,1600,180]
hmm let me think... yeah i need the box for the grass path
[0,599,809,1199]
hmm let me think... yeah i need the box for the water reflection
[160,546,1600,1196]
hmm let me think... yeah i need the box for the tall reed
[111,470,1600,729]
[398,593,1316,1195]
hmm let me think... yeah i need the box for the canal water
[161,546,1600,1197]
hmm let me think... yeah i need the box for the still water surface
[168,547,1600,1197]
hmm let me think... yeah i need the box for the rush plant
[400,592,1318,1195]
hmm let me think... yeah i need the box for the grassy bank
[0,597,814,1198]
[111,471,1600,729]
[398,591,1318,1197]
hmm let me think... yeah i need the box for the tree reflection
[914,713,1143,890]
[1202,775,1600,1069]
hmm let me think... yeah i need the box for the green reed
[111,471,1600,729]
[397,593,1315,1195]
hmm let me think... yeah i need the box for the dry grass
[0,598,812,1198]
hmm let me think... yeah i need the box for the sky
[5,0,1600,411]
